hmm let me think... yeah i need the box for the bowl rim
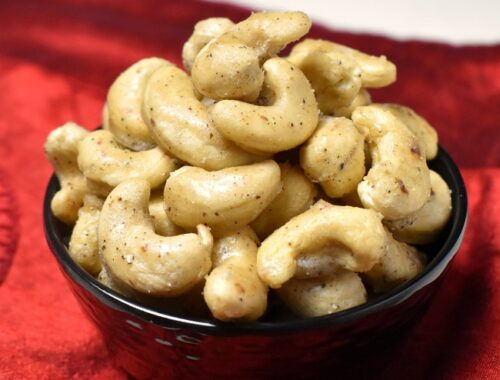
[44,145,467,335]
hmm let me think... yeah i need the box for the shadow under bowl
[44,146,467,379]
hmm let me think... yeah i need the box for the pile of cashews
[45,11,452,321]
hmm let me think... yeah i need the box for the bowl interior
[44,146,467,335]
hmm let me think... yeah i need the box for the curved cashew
[364,229,426,293]
[352,105,431,220]
[192,11,311,101]
[149,190,184,237]
[107,57,171,150]
[68,194,104,276]
[251,163,317,239]
[204,227,267,321]
[211,57,319,154]
[385,170,452,244]
[98,179,213,297]
[164,160,282,235]
[277,271,367,317]
[300,116,365,198]
[333,89,371,118]
[379,104,438,160]
[77,130,178,195]
[143,64,264,170]
[288,39,395,114]
[182,17,234,72]
[44,122,90,224]
[257,200,386,288]
[102,102,110,130]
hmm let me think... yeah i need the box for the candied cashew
[257,200,387,288]
[364,229,426,293]
[164,160,282,235]
[204,227,268,321]
[182,17,235,72]
[352,105,431,220]
[44,122,90,224]
[143,64,264,170]
[379,104,438,160]
[191,11,311,101]
[288,39,395,114]
[68,194,104,276]
[251,163,318,239]
[211,57,319,154]
[300,116,365,198]
[385,170,452,244]
[107,58,171,150]
[77,130,178,195]
[98,179,213,297]
[277,271,367,317]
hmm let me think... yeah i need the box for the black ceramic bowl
[44,146,467,379]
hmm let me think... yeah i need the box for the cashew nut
[379,104,438,160]
[77,130,178,195]
[68,194,104,276]
[364,229,426,293]
[192,11,311,101]
[149,190,184,237]
[164,160,282,235]
[352,105,431,220]
[257,200,387,288]
[98,179,213,297]
[288,39,396,114]
[251,163,317,239]
[107,57,171,150]
[385,170,452,244]
[44,122,90,224]
[333,89,371,118]
[204,227,268,321]
[182,17,234,72]
[277,271,367,317]
[143,64,264,170]
[300,116,365,198]
[211,57,319,154]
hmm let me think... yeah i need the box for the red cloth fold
[0,0,498,378]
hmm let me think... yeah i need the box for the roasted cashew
[288,39,396,114]
[149,190,184,237]
[277,271,366,317]
[204,227,267,321]
[364,229,426,293]
[164,160,282,235]
[44,122,90,224]
[300,116,365,198]
[251,163,317,239]
[102,102,110,130]
[78,130,178,195]
[98,179,213,297]
[211,57,319,154]
[385,170,452,244]
[68,194,104,276]
[107,57,171,150]
[143,64,264,170]
[192,11,311,101]
[333,89,371,118]
[379,104,438,160]
[182,17,234,72]
[257,200,386,288]
[352,105,431,220]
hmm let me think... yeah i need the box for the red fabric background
[0,0,499,378]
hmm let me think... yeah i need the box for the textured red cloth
[0,0,499,378]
